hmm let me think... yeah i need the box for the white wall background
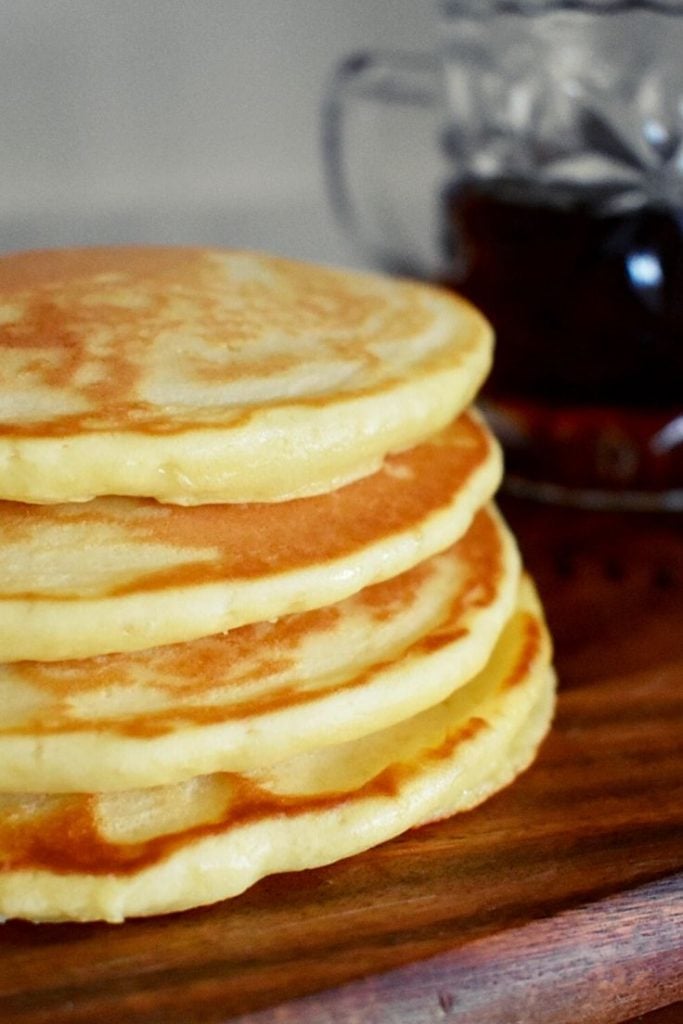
[0,1,436,264]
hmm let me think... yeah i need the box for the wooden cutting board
[0,496,681,1024]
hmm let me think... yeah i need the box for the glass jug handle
[322,50,445,277]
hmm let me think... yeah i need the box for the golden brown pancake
[0,577,554,923]
[0,409,502,662]
[0,505,520,792]
[0,246,492,504]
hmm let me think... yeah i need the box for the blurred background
[0,0,434,266]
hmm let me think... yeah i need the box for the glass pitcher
[324,0,683,510]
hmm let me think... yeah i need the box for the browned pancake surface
[3,412,490,596]
[0,247,492,503]
[0,506,521,791]
[0,247,439,437]
[0,581,551,881]
[0,411,502,661]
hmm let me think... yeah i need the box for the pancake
[0,410,502,662]
[0,505,520,792]
[0,576,554,923]
[0,246,492,505]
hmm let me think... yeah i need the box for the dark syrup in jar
[442,177,683,501]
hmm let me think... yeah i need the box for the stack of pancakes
[0,247,555,923]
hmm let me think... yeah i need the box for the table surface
[0,495,681,1024]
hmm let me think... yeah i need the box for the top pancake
[0,246,492,504]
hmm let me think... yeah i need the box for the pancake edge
[0,505,521,792]
[0,414,503,662]
[0,577,555,923]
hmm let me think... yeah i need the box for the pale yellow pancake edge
[0,578,555,923]
[0,505,521,792]
[0,348,492,505]
[0,425,503,663]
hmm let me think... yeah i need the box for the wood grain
[0,497,681,1024]
[238,875,683,1024]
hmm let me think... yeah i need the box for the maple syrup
[442,178,683,504]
